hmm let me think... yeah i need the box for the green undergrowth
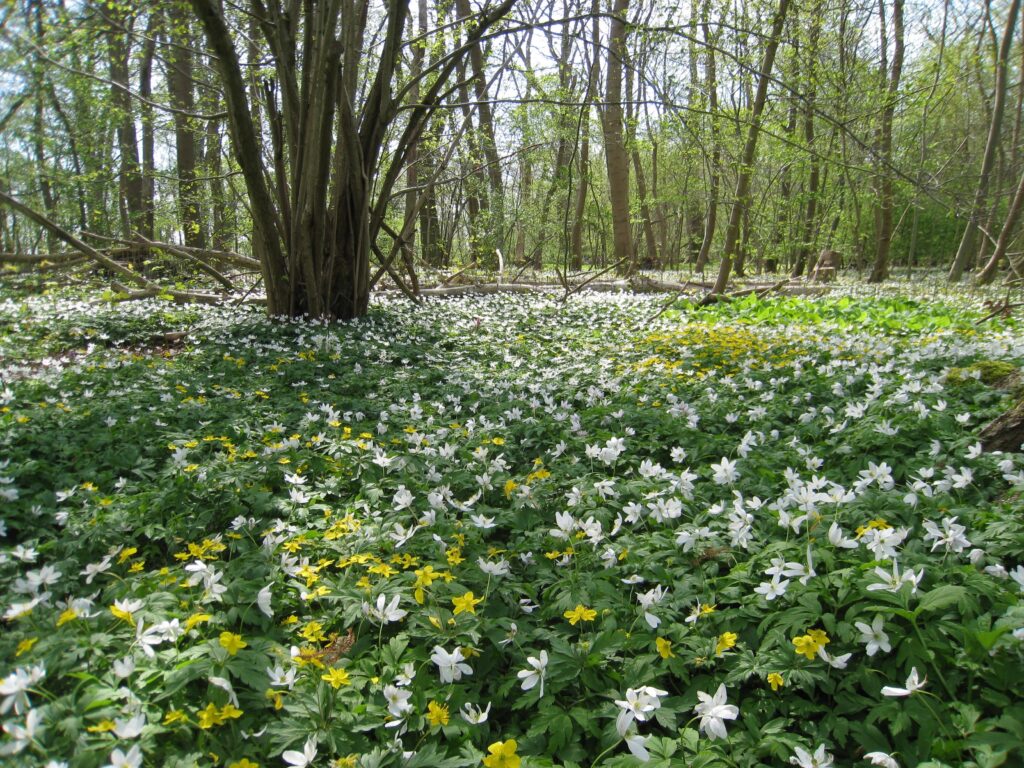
[0,289,1023,768]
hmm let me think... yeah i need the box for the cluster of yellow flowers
[197,702,244,729]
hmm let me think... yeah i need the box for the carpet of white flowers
[1,286,1023,768]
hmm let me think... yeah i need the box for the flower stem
[588,737,623,768]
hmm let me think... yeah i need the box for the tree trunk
[976,163,1024,283]
[190,0,513,319]
[167,2,206,249]
[139,13,157,240]
[773,97,796,273]
[418,0,446,268]
[30,0,57,253]
[602,0,634,272]
[455,0,503,258]
[706,0,791,298]
[106,7,145,239]
[401,7,423,290]
[948,0,1021,281]
[570,0,600,272]
[906,0,948,271]
[793,11,822,277]
[693,0,720,274]
[459,94,487,261]
[867,0,904,283]
[625,55,657,269]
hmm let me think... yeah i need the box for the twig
[561,257,630,301]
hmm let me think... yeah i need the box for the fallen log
[0,251,84,263]
[418,283,551,297]
[629,275,716,292]
[980,399,1024,453]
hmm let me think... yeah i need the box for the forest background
[0,0,1021,315]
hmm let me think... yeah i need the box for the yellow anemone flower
[482,739,520,768]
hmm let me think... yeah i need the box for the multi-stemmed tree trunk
[948,0,1021,282]
[706,0,791,298]
[189,0,514,318]
[601,0,634,272]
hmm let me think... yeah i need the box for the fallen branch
[976,297,1024,325]
[132,232,235,292]
[581,280,631,292]
[0,251,89,269]
[107,285,224,305]
[82,231,260,270]
[727,279,791,299]
[0,191,230,307]
[0,251,84,263]
[440,261,478,286]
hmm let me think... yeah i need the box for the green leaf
[404,742,477,767]
[916,585,967,615]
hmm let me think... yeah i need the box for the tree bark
[602,0,634,272]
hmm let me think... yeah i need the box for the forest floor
[1,278,1023,768]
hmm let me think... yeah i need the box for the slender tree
[867,0,904,283]
[705,0,791,298]
[569,0,599,271]
[948,0,1021,281]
